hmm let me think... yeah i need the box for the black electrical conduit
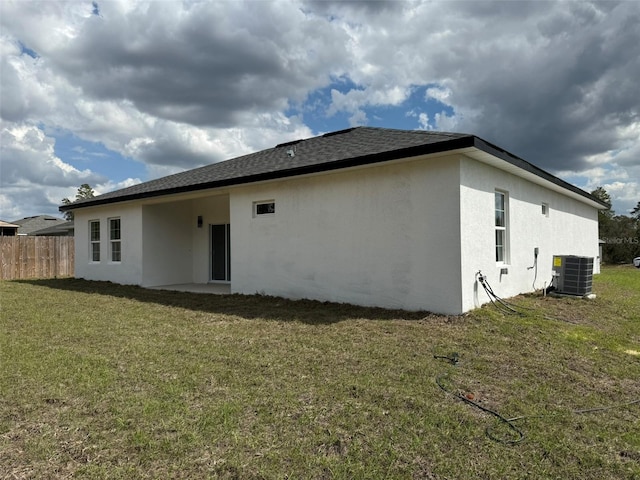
[476,271,566,321]
[466,273,639,442]
[434,355,640,445]
[475,271,530,316]
[477,270,589,325]
[435,371,525,444]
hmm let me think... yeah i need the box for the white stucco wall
[71,151,599,316]
[229,156,464,314]
[73,203,144,285]
[191,194,230,283]
[74,193,230,287]
[141,200,193,286]
[459,156,600,312]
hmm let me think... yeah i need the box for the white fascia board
[462,148,605,210]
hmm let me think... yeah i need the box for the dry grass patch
[1,267,639,479]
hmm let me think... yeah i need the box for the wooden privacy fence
[0,236,74,280]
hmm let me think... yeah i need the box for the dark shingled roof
[30,220,74,236]
[11,215,68,235]
[60,127,606,211]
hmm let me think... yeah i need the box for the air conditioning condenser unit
[552,255,594,296]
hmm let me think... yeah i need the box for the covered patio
[147,283,231,294]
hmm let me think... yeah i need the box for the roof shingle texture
[64,127,471,209]
[11,215,67,235]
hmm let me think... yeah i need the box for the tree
[61,184,95,221]
[591,187,614,243]
[591,187,640,264]
[591,186,613,217]
[632,201,640,220]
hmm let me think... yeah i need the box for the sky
[1,0,639,221]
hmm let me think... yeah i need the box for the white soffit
[463,148,604,209]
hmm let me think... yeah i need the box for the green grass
[1,266,639,479]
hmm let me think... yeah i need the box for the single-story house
[60,127,606,314]
[30,220,75,237]
[0,220,19,236]
[11,215,69,236]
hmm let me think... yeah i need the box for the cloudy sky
[1,0,639,220]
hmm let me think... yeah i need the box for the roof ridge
[360,126,477,140]
[59,127,602,211]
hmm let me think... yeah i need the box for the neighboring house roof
[0,220,20,236]
[11,215,68,235]
[0,220,20,228]
[30,221,75,236]
[59,127,608,211]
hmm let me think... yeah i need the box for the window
[254,201,275,216]
[109,218,121,262]
[89,220,100,262]
[495,191,509,263]
[541,203,549,217]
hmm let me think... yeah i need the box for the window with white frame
[109,218,121,262]
[495,191,509,263]
[253,200,275,217]
[89,220,100,262]
[541,202,549,217]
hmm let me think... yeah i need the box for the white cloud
[326,84,412,121]
[1,0,332,218]
[418,113,429,130]
[0,122,105,219]
[94,178,142,197]
[0,0,638,219]
[0,193,22,221]
[348,109,368,127]
[0,123,98,184]
[433,111,458,132]
[425,86,452,104]
[603,181,639,215]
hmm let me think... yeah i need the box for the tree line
[591,187,640,264]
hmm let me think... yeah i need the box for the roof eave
[470,137,609,209]
[58,133,607,212]
[59,135,477,212]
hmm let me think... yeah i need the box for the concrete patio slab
[147,283,231,294]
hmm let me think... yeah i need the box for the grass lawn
[1,266,639,479]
